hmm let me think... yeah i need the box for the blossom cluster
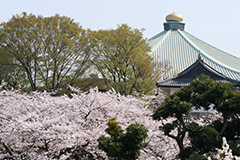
[0,88,176,159]
[208,137,240,160]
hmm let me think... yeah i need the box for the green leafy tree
[0,13,42,90]
[189,75,240,137]
[39,15,91,91]
[74,74,108,92]
[153,75,240,160]
[211,116,240,156]
[187,122,222,154]
[0,12,91,91]
[90,24,161,95]
[98,117,148,160]
[0,47,26,89]
[153,87,193,159]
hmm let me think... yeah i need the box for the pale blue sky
[1,0,240,58]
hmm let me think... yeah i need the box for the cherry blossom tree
[0,85,179,159]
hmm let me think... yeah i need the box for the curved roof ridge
[177,30,240,74]
[148,30,171,51]
[176,56,227,79]
[183,31,240,61]
[200,53,240,75]
[176,29,201,52]
[148,30,167,41]
[156,57,240,88]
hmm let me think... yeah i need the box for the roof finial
[198,52,203,62]
[166,12,183,22]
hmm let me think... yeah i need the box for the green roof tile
[148,29,240,81]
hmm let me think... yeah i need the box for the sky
[1,0,240,58]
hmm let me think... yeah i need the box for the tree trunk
[219,115,231,136]
[177,137,186,160]
[25,68,36,91]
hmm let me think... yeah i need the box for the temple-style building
[148,12,240,94]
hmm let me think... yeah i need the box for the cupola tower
[164,12,185,31]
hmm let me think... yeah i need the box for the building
[148,12,240,94]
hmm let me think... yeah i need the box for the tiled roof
[148,29,240,81]
[157,57,240,88]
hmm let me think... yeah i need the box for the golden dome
[166,12,183,22]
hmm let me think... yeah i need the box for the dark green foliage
[153,95,193,120]
[211,118,240,156]
[187,122,222,154]
[212,118,240,141]
[153,75,240,160]
[98,118,148,160]
[74,76,108,93]
[160,120,178,135]
[0,47,27,90]
[228,140,240,156]
[152,83,194,160]
[186,154,209,160]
